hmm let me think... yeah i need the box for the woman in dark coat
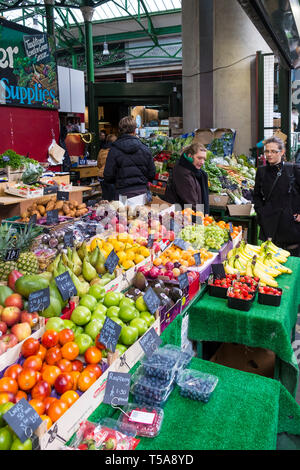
[165,143,209,214]
[104,117,156,199]
[253,136,300,256]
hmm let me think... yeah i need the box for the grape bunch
[178,225,205,249]
[204,225,228,250]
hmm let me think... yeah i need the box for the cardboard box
[169,117,183,129]
[209,194,229,207]
[227,204,253,216]
[210,343,275,378]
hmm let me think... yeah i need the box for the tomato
[95,333,106,350]
[61,342,79,361]
[71,360,84,372]
[4,364,22,380]
[58,329,75,346]
[42,330,59,349]
[42,365,61,386]
[40,414,53,430]
[0,393,15,405]
[17,369,37,391]
[77,370,97,392]
[14,391,27,403]
[0,377,18,395]
[31,380,51,400]
[60,390,79,408]
[47,400,68,423]
[43,397,58,413]
[57,359,72,373]
[23,355,43,371]
[84,346,102,365]
[29,399,45,416]
[45,346,62,365]
[36,344,47,362]
[84,364,102,379]
[21,338,40,358]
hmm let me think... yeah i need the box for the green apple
[79,294,97,311]
[119,326,139,346]
[115,292,125,303]
[84,318,104,340]
[109,317,124,328]
[0,402,14,428]
[62,319,76,331]
[91,311,106,323]
[119,306,139,323]
[119,297,135,309]
[103,292,120,308]
[130,318,148,336]
[45,317,65,332]
[74,326,84,337]
[135,295,148,312]
[10,437,32,450]
[140,311,155,327]
[88,284,106,301]
[106,306,120,319]
[93,303,107,316]
[115,344,128,355]
[0,427,13,450]
[74,333,93,354]
[71,306,91,326]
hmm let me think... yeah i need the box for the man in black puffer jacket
[104,116,156,199]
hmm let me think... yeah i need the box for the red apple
[31,380,51,400]
[0,321,7,337]
[0,333,18,349]
[21,311,39,329]
[1,307,21,327]
[4,293,23,310]
[0,341,7,355]
[11,322,31,342]
[54,373,73,395]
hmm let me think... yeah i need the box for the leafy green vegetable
[0,150,39,170]
[22,163,44,184]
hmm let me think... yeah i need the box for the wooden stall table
[70,165,100,179]
[0,186,91,221]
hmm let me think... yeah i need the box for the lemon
[122,260,135,270]
[104,242,114,254]
[125,250,135,261]
[134,254,145,265]
[139,247,150,258]
[116,251,126,262]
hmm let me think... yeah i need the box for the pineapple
[16,224,43,275]
[0,224,18,280]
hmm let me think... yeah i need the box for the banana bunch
[223,240,291,287]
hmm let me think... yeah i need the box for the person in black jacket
[104,116,156,199]
[164,143,209,214]
[253,136,300,256]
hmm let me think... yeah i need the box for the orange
[17,369,37,391]
[84,346,102,365]
[61,342,79,361]
[40,414,53,430]
[29,399,45,416]
[77,371,97,392]
[69,371,80,391]
[188,257,195,266]
[0,377,18,395]
[23,355,43,371]
[42,365,61,386]
[60,390,79,408]
[47,400,68,423]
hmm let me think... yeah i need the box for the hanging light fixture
[103,41,110,56]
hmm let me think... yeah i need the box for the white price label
[129,410,155,425]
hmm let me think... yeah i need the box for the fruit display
[0,402,33,450]
[20,198,88,223]
[176,369,219,403]
[179,223,231,251]
[0,224,42,281]
[131,365,175,407]
[141,349,179,381]
[224,241,291,287]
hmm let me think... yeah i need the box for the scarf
[179,154,209,214]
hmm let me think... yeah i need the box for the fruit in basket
[0,286,14,307]
[79,295,97,312]
[17,252,39,275]
[84,319,103,340]
[119,326,139,346]
[0,322,7,337]
[71,306,91,326]
[45,317,65,332]
[74,333,93,355]
[11,322,31,342]
[21,338,40,357]
[1,307,21,327]
[20,311,39,328]
[7,271,23,291]
[54,373,73,395]
[4,294,23,310]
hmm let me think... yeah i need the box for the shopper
[103,116,156,199]
[164,143,209,214]
[99,131,107,150]
[253,136,300,256]
[97,134,117,201]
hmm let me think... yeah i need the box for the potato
[46,200,55,211]
[77,204,86,210]
[54,201,64,210]
[73,201,79,208]
[38,205,46,215]
[63,203,70,215]
[75,209,86,217]
[21,211,29,219]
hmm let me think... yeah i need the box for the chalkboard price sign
[212,263,226,279]
[193,252,202,266]
[46,209,59,225]
[86,224,97,236]
[5,249,20,262]
[139,327,162,358]
[229,222,233,233]
[99,317,122,353]
[64,231,74,248]
[55,271,77,301]
[103,372,131,406]
[173,239,189,251]
[57,191,69,201]
[178,272,189,290]
[29,214,37,225]
[105,250,119,275]
[28,287,50,313]
[143,288,161,315]
[87,199,97,207]
[3,398,42,443]
[43,186,58,195]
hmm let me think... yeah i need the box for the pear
[67,246,73,261]
[73,263,82,277]
[77,241,88,261]
[58,260,67,275]
[89,246,100,267]
[72,248,82,267]
[95,254,107,275]
[82,256,98,282]
[47,254,61,273]
[67,269,90,297]
[98,250,106,265]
